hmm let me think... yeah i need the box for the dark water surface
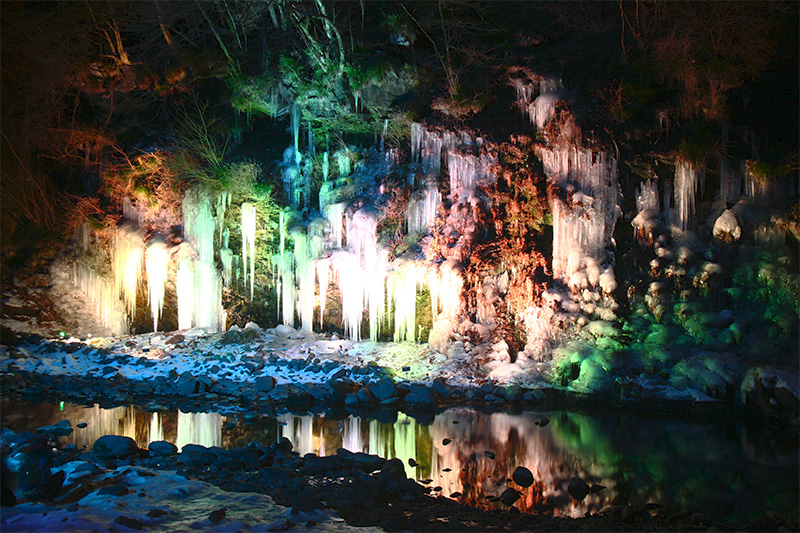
[2,397,797,525]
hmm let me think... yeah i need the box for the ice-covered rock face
[539,146,621,293]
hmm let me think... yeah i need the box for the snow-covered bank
[1,322,798,422]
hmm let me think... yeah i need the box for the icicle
[336,149,351,177]
[407,183,441,234]
[428,260,463,320]
[78,222,91,253]
[632,179,661,245]
[539,146,620,289]
[241,202,256,299]
[220,247,233,288]
[322,151,329,182]
[674,161,704,231]
[292,102,301,165]
[279,210,295,326]
[381,118,388,153]
[176,254,194,330]
[308,122,315,157]
[144,237,170,332]
[215,191,231,243]
[636,179,660,214]
[113,222,144,320]
[316,258,330,328]
[181,187,226,332]
[71,259,128,336]
[324,202,347,248]
[293,227,316,332]
[122,197,139,223]
[388,260,422,342]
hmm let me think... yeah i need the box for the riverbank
[1,324,798,426]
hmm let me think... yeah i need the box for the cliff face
[1,2,797,401]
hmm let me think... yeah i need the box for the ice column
[407,184,441,234]
[113,223,144,320]
[241,202,256,299]
[145,237,170,331]
[387,260,423,342]
[279,210,295,326]
[181,187,226,332]
[674,161,704,231]
[71,260,128,336]
[539,146,621,289]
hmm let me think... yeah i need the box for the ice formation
[407,183,441,234]
[144,237,170,331]
[71,260,129,336]
[272,123,495,344]
[674,161,704,230]
[632,179,661,245]
[241,202,256,299]
[539,146,621,289]
[113,223,145,320]
[509,73,564,128]
[180,187,226,332]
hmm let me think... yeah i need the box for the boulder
[36,420,73,437]
[93,435,139,459]
[368,378,397,401]
[254,376,276,392]
[148,441,178,455]
[404,386,435,409]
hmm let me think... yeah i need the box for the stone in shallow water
[36,419,73,436]
[368,377,397,401]
[93,435,139,459]
[149,440,177,455]
[405,386,435,408]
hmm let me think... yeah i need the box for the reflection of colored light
[60,401,64,411]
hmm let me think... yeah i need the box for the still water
[1,398,797,525]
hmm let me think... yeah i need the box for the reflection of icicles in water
[241,202,256,299]
[113,223,144,320]
[278,414,315,456]
[674,161,704,230]
[149,412,163,444]
[393,413,418,478]
[176,411,222,450]
[145,237,170,331]
[341,416,362,453]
